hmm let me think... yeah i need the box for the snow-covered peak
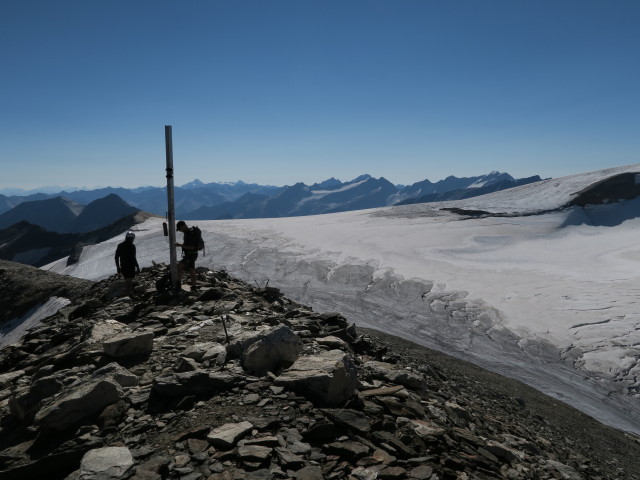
[348,174,373,184]
[467,171,513,188]
[310,178,369,196]
[180,179,206,189]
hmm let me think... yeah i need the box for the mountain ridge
[0,172,543,220]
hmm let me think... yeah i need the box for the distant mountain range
[0,194,141,233]
[0,171,542,267]
[0,181,281,219]
[0,172,543,222]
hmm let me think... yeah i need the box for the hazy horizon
[0,168,537,195]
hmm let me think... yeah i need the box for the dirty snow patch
[0,297,70,349]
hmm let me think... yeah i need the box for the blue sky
[2,1,639,190]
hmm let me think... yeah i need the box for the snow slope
[44,162,640,434]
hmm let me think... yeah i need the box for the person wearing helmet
[115,230,140,296]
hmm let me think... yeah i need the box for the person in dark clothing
[115,231,140,295]
[175,220,198,290]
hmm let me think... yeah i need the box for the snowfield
[44,163,640,434]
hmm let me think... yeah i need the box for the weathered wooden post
[165,125,178,290]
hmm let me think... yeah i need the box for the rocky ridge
[0,262,639,479]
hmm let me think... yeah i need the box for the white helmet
[125,231,135,239]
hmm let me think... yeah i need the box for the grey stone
[274,349,360,406]
[0,370,25,388]
[202,343,227,363]
[317,335,349,349]
[323,408,371,434]
[176,356,200,372]
[207,421,254,449]
[34,379,123,431]
[274,447,305,468]
[93,362,139,387]
[363,361,424,390]
[151,370,238,397]
[89,320,128,344]
[102,331,154,358]
[9,374,64,420]
[241,325,304,376]
[238,445,272,461]
[546,459,583,480]
[80,446,134,479]
[182,342,219,361]
[295,465,324,480]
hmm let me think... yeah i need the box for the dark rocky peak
[372,176,396,188]
[0,263,638,479]
[0,196,84,232]
[87,193,133,208]
[310,177,342,191]
[71,194,140,233]
[263,183,313,217]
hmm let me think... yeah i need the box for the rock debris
[0,261,639,479]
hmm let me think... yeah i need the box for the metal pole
[165,125,178,290]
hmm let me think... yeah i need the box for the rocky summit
[0,262,639,480]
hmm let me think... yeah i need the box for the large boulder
[34,379,124,431]
[274,349,360,406]
[241,325,304,375]
[89,319,128,344]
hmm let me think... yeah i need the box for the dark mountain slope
[0,197,83,232]
[323,177,398,214]
[0,260,91,324]
[69,194,140,233]
[0,194,143,234]
[263,182,314,217]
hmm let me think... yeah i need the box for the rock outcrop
[0,262,639,479]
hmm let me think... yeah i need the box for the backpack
[191,226,205,255]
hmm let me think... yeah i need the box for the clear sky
[2,1,639,190]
